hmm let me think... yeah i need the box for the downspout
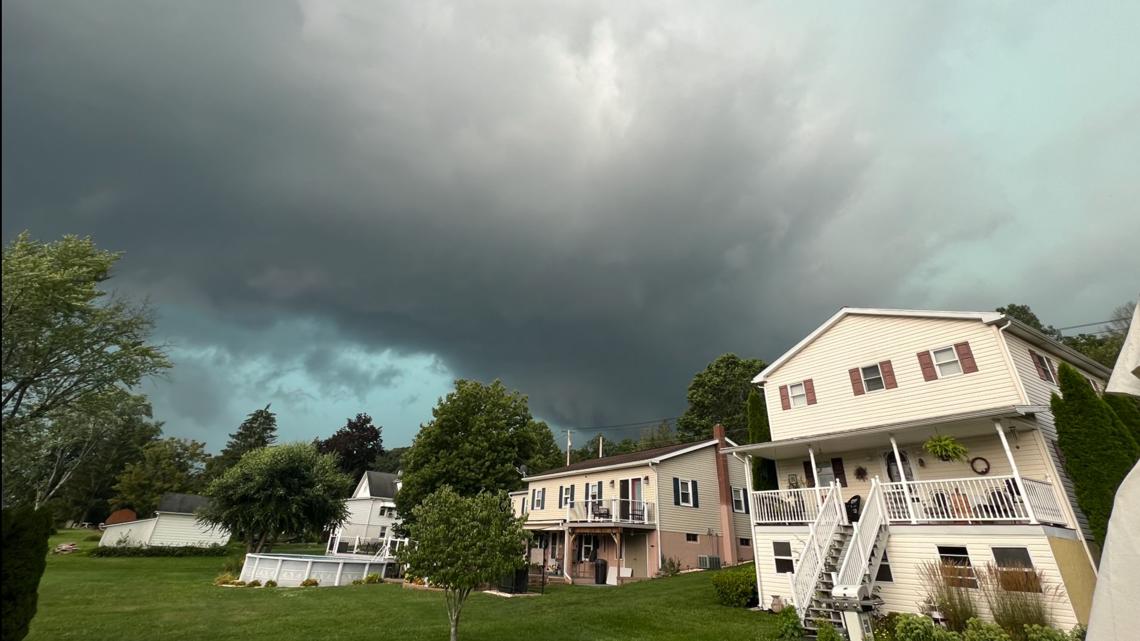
[995,320,1030,405]
[651,461,663,575]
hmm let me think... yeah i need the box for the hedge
[89,544,229,557]
[2,506,53,641]
[711,564,757,608]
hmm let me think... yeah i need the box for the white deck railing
[566,499,656,525]
[880,475,1065,526]
[834,478,888,598]
[750,486,835,524]
[788,482,845,622]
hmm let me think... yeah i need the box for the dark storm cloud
[4,1,1138,437]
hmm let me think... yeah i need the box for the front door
[619,478,644,521]
[883,451,916,482]
[620,479,630,520]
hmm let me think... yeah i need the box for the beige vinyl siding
[339,498,398,539]
[877,526,1081,630]
[146,514,231,547]
[657,447,724,535]
[523,464,657,523]
[750,526,811,605]
[766,316,1022,441]
[98,518,157,547]
[728,455,755,543]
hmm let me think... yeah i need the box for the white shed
[99,493,230,548]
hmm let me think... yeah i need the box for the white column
[807,446,823,506]
[272,558,283,582]
[994,420,1037,524]
[563,531,573,583]
[890,436,917,524]
[334,561,344,586]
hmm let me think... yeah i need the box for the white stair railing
[788,482,845,622]
[833,478,889,602]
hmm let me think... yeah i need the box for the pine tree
[1051,364,1140,544]
[747,389,778,490]
[206,405,278,478]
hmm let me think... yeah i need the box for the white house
[325,471,407,576]
[724,308,1105,639]
[99,493,230,547]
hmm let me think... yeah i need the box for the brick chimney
[713,424,738,565]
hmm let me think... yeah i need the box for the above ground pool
[239,553,397,587]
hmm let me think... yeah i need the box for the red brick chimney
[713,424,738,565]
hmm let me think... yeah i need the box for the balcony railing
[880,475,1067,526]
[749,486,835,524]
[566,499,656,525]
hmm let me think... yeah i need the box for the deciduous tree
[676,354,766,443]
[112,437,210,517]
[199,442,350,553]
[316,413,383,480]
[205,405,277,478]
[397,487,528,641]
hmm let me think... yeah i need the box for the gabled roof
[523,438,734,482]
[754,307,1110,384]
[156,493,210,514]
[362,471,400,498]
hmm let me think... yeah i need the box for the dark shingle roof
[365,471,400,498]
[156,493,210,514]
[528,441,710,478]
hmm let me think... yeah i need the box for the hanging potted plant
[923,435,969,463]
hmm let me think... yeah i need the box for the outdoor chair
[845,495,862,523]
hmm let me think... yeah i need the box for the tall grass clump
[977,563,1056,641]
[919,561,979,632]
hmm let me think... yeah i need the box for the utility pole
[598,434,604,458]
[566,430,572,466]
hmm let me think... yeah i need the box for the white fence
[750,486,835,524]
[834,478,888,597]
[880,475,1065,525]
[566,499,656,524]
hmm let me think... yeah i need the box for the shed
[98,493,230,548]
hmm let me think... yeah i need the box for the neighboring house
[724,308,1106,639]
[326,471,407,576]
[98,493,230,547]
[515,426,754,585]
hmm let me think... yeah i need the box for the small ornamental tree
[398,486,528,641]
[1051,363,1140,544]
[746,389,777,490]
[199,442,351,552]
[1,506,52,641]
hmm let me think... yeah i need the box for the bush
[962,619,1011,641]
[364,573,381,584]
[816,620,844,641]
[264,580,277,588]
[711,565,756,607]
[657,557,682,577]
[762,606,804,641]
[300,578,319,587]
[213,573,238,586]
[874,612,905,641]
[893,613,963,641]
[89,544,228,557]
[352,579,365,585]
[1023,625,1086,641]
[221,554,245,575]
[1,506,53,641]
[246,580,261,588]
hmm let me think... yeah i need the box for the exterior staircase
[802,523,852,637]
[786,482,849,637]
[830,478,892,639]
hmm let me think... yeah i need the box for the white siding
[523,463,657,523]
[750,526,812,607]
[766,316,1023,441]
[338,497,398,540]
[728,455,755,543]
[147,513,231,547]
[98,518,157,547]
[657,447,725,535]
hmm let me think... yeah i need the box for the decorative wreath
[970,457,991,475]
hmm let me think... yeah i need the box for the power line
[1056,317,1129,332]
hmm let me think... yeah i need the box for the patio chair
[845,495,862,523]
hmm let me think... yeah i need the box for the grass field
[28,530,775,641]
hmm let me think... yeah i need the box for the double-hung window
[931,347,963,377]
[937,545,977,588]
[992,547,1040,592]
[731,488,746,513]
[561,486,572,507]
[678,479,694,506]
[532,488,546,510]
[773,541,794,573]
[788,382,808,408]
[1031,351,1057,384]
[861,364,885,392]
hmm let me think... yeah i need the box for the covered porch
[729,408,1072,528]
[561,524,656,585]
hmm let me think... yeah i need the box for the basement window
[685,533,699,543]
[992,547,1041,592]
[937,545,977,588]
[774,541,794,574]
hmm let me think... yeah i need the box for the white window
[533,488,545,510]
[931,347,963,378]
[937,545,977,588]
[992,547,1040,592]
[732,488,746,513]
[377,525,388,538]
[815,460,836,486]
[678,479,694,507]
[788,382,808,408]
[561,486,572,507]
[586,482,600,501]
[861,364,885,392]
[773,541,794,573]
[1032,351,1056,384]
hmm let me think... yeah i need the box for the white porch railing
[880,475,1066,526]
[833,478,888,600]
[566,499,656,525]
[787,482,845,622]
[750,486,835,524]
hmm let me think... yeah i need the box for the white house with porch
[324,471,407,576]
[724,308,1104,639]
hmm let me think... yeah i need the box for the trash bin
[594,558,608,585]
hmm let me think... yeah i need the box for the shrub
[89,544,228,557]
[711,565,756,607]
[264,580,277,588]
[232,581,246,587]
[1,506,53,641]
[919,561,979,632]
[657,557,682,577]
[213,573,238,586]
[816,620,844,641]
[246,580,261,588]
[83,534,102,542]
[962,618,1011,641]
[221,554,245,575]
[299,578,319,587]
[874,612,904,641]
[893,613,963,641]
[765,606,804,641]
[977,563,1055,640]
[1022,626,1067,641]
[364,573,381,584]
[352,579,365,585]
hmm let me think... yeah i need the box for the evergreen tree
[1051,363,1140,544]
[206,405,277,478]
[746,389,777,490]
[317,413,384,481]
[1104,394,1140,446]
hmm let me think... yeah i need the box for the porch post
[994,420,1037,524]
[807,446,823,506]
[563,531,574,583]
[890,436,917,524]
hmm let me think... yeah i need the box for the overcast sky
[3,1,1138,450]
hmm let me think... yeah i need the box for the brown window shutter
[830,458,847,487]
[804,379,817,405]
[848,368,865,396]
[802,461,815,487]
[954,342,978,373]
[1028,349,1048,381]
[779,385,791,410]
[879,360,898,389]
[917,351,938,381]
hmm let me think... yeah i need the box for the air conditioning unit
[698,555,722,570]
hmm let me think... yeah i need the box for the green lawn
[28,530,775,641]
